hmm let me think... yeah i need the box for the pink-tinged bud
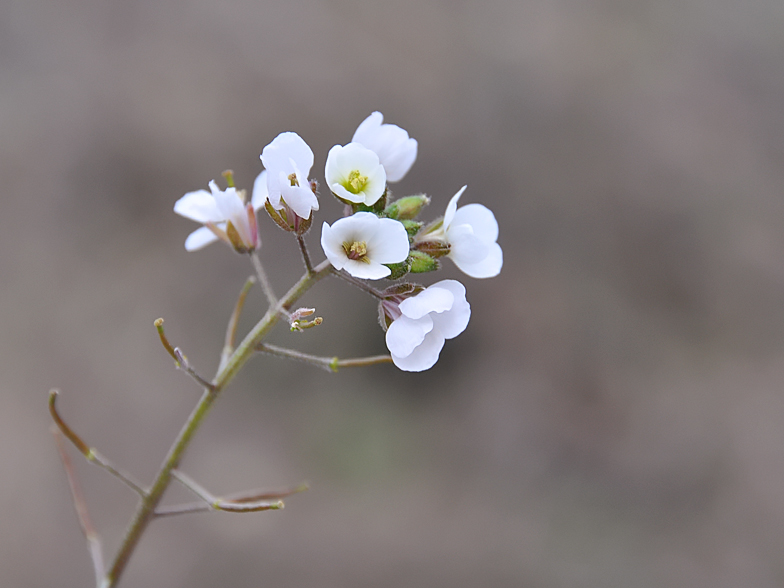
[246,203,260,251]
[264,198,314,236]
[413,240,451,258]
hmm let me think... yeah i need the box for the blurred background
[3,0,784,586]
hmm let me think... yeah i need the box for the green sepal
[401,220,423,239]
[408,250,439,273]
[384,194,430,220]
[350,188,388,215]
[384,256,412,280]
[265,201,295,232]
[226,221,252,254]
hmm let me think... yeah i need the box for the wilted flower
[325,143,387,207]
[174,180,262,253]
[260,132,318,219]
[416,186,503,278]
[321,212,409,280]
[382,280,471,371]
[352,111,418,182]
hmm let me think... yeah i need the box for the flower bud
[384,194,430,220]
[408,250,439,273]
[400,220,423,239]
[385,257,412,280]
[264,200,313,236]
[412,239,451,259]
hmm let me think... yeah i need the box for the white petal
[325,143,386,205]
[261,132,314,176]
[342,259,391,280]
[390,329,445,372]
[281,184,319,218]
[451,242,503,278]
[385,314,433,358]
[381,138,417,182]
[212,187,251,243]
[398,287,454,320]
[442,186,467,230]
[251,171,268,210]
[450,203,499,243]
[330,183,365,204]
[365,218,410,264]
[427,280,471,338]
[448,224,491,264]
[184,226,220,251]
[352,112,384,144]
[174,189,223,223]
[352,112,417,182]
[320,221,348,270]
[261,132,314,209]
[362,163,387,206]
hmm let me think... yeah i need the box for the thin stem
[329,267,386,300]
[250,251,278,310]
[103,260,333,588]
[153,319,177,361]
[49,390,146,497]
[170,470,284,513]
[296,235,314,275]
[220,276,256,371]
[53,426,105,587]
[172,348,215,391]
[155,482,308,518]
[155,319,216,390]
[257,343,394,372]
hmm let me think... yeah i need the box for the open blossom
[174,179,263,252]
[325,143,387,206]
[260,132,318,219]
[417,186,503,278]
[321,212,409,280]
[383,280,471,372]
[352,111,418,182]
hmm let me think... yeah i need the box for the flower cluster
[174,112,502,371]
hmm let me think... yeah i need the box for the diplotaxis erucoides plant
[49,112,503,587]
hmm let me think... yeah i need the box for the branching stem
[53,426,105,587]
[49,390,146,497]
[220,276,256,371]
[155,482,308,518]
[329,267,386,300]
[250,251,278,310]
[257,343,393,372]
[101,260,332,587]
[296,235,314,275]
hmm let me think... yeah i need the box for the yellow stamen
[346,170,368,194]
[343,240,369,262]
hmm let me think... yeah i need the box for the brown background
[4,0,784,586]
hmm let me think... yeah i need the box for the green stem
[257,343,393,372]
[102,260,331,588]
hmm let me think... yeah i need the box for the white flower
[320,212,410,280]
[260,132,318,219]
[352,111,418,182]
[325,143,387,206]
[384,280,471,372]
[418,186,503,278]
[174,179,263,252]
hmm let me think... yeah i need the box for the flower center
[288,173,300,187]
[345,170,368,194]
[343,240,369,262]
